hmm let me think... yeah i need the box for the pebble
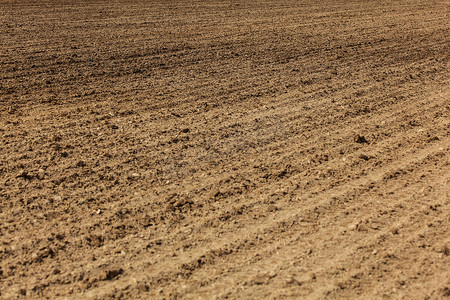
[348,223,358,230]
[285,276,301,286]
[137,283,149,292]
[37,169,45,179]
[359,154,370,161]
[16,170,28,178]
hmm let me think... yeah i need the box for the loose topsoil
[0,0,449,298]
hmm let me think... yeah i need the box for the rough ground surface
[1,0,449,298]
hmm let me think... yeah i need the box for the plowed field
[1,0,449,298]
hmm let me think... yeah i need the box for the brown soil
[1,0,449,298]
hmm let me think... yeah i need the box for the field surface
[1,0,449,298]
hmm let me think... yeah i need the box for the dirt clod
[137,283,149,292]
[359,154,372,161]
[104,269,123,281]
[354,135,369,144]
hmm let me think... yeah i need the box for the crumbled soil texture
[0,0,449,298]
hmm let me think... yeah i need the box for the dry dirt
[1,0,449,299]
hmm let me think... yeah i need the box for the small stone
[356,224,368,232]
[76,160,86,167]
[383,251,394,258]
[285,276,302,286]
[104,268,123,280]
[428,136,439,142]
[31,252,39,261]
[359,154,371,161]
[440,286,450,296]
[137,283,149,292]
[348,223,358,230]
[296,272,316,283]
[37,169,45,179]
[210,187,221,198]
[17,170,30,179]
[391,228,399,235]
[439,245,449,256]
